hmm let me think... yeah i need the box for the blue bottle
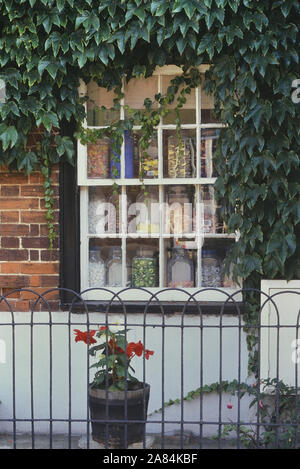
[110,131,134,178]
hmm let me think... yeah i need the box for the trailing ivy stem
[41,156,56,251]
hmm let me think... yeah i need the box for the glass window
[78,67,237,300]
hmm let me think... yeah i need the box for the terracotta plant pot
[89,383,150,448]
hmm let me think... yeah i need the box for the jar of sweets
[89,246,106,288]
[202,249,222,288]
[106,247,122,287]
[167,248,194,288]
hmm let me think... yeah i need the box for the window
[77,66,238,302]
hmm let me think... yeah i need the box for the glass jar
[89,188,106,234]
[89,246,106,287]
[166,186,193,235]
[136,187,159,234]
[221,246,235,288]
[87,137,110,178]
[167,248,194,288]
[200,130,219,178]
[107,192,120,234]
[202,249,221,287]
[132,247,158,287]
[139,134,158,178]
[106,247,122,287]
[200,186,221,234]
[110,131,134,179]
[167,135,196,178]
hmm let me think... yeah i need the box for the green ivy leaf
[17,151,38,173]
[0,125,18,150]
[244,254,263,276]
[36,111,59,131]
[54,135,74,163]
[134,6,146,23]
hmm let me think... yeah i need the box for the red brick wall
[0,166,60,311]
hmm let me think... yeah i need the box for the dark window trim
[59,117,81,305]
[59,159,80,305]
[60,300,245,315]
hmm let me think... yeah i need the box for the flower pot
[89,383,150,448]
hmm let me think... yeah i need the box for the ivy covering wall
[0,0,299,286]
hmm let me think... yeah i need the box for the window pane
[89,238,122,288]
[200,128,220,178]
[87,81,120,126]
[201,79,220,123]
[88,187,121,234]
[127,239,159,288]
[81,69,236,296]
[163,185,195,236]
[87,132,135,179]
[163,129,196,178]
[131,130,158,179]
[124,76,158,118]
[165,243,196,288]
[201,239,236,288]
[199,186,224,234]
[87,137,111,179]
[126,186,160,234]
[162,75,196,125]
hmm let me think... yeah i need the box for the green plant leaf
[0,125,18,150]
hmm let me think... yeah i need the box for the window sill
[61,300,245,315]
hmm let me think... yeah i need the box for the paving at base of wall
[0,432,238,449]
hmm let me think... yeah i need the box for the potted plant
[74,324,154,447]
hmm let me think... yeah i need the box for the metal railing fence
[0,287,299,449]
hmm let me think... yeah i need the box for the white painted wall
[0,310,252,437]
[260,280,300,387]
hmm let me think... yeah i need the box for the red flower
[109,339,124,354]
[227,402,233,409]
[126,342,137,358]
[126,341,150,358]
[144,349,154,360]
[100,326,106,331]
[74,329,97,345]
[134,340,144,357]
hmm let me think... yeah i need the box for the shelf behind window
[81,178,217,186]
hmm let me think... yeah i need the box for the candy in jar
[200,186,222,234]
[136,187,159,234]
[89,188,107,234]
[132,248,158,287]
[87,137,110,178]
[202,249,221,287]
[166,186,193,235]
[89,246,106,287]
[167,248,194,288]
[168,135,196,178]
[139,134,158,178]
[106,247,122,287]
[107,192,120,234]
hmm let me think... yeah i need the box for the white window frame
[78,65,240,302]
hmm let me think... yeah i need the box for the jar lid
[202,249,218,256]
[168,186,188,194]
[171,247,186,255]
[108,246,121,255]
[137,247,155,257]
